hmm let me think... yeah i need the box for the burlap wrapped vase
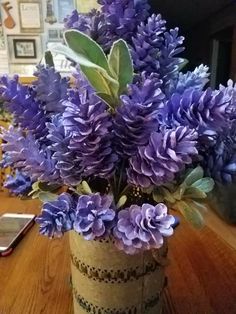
[69,231,168,314]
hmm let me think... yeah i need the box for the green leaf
[176,200,204,228]
[51,43,119,103]
[64,30,110,73]
[81,181,92,194]
[108,39,133,94]
[81,65,119,97]
[96,92,118,107]
[184,166,204,186]
[117,195,127,209]
[178,58,189,71]
[38,192,58,203]
[172,183,186,201]
[184,187,207,199]
[192,178,215,193]
[50,44,98,68]
[160,187,176,203]
[45,51,54,67]
[38,182,60,192]
[152,190,164,203]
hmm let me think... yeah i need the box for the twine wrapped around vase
[69,231,168,314]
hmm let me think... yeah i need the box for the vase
[69,231,168,314]
[208,182,236,224]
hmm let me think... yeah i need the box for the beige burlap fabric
[70,231,167,314]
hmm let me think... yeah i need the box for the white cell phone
[0,213,35,257]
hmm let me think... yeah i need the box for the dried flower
[114,76,165,158]
[74,193,115,240]
[4,170,32,196]
[36,193,77,238]
[127,126,198,188]
[113,203,175,254]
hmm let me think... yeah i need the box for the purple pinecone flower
[98,0,150,44]
[204,126,236,184]
[114,75,165,158]
[168,65,210,97]
[64,9,111,51]
[33,65,69,113]
[113,203,175,255]
[47,115,82,185]
[219,79,236,119]
[63,90,118,179]
[4,170,32,196]
[127,126,198,188]
[74,193,115,240]
[1,126,60,183]
[162,88,232,137]
[0,75,47,139]
[36,193,77,238]
[131,14,184,88]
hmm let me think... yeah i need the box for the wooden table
[0,193,236,314]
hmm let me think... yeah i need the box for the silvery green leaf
[176,200,204,228]
[108,39,133,94]
[81,66,119,100]
[38,182,60,192]
[161,187,176,203]
[184,166,204,186]
[82,181,92,194]
[192,178,215,193]
[96,92,118,107]
[117,195,127,209]
[172,183,186,201]
[45,51,54,67]
[178,58,189,71]
[184,187,207,199]
[153,190,164,203]
[191,200,208,213]
[64,30,110,73]
[50,44,98,68]
[38,192,58,203]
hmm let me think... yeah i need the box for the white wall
[0,0,99,75]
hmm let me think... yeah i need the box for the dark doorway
[210,27,233,88]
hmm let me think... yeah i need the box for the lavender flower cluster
[1,0,236,255]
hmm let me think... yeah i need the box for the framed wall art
[55,0,75,23]
[18,0,43,33]
[13,39,36,59]
[48,28,63,42]
[8,35,42,64]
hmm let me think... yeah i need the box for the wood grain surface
[0,192,235,314]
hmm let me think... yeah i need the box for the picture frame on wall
[18,0,43,33]
[55,0,75,23]
[8,35,42,64]
[13,39,36,59]
[48,28,63,42]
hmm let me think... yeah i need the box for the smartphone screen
[0,214,35,250]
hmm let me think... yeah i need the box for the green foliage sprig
[152,167,215,228]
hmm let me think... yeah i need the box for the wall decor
[8,35,42,63]
[48,28,62,42]
[56,0,74,23]
[75,0,100,13]
[0,7,6,49]
[13,38,36,58]
[2,1,15,29]
[18,0,43,33]
[45,0,57,25]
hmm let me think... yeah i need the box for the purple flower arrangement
[0,0,235,255]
